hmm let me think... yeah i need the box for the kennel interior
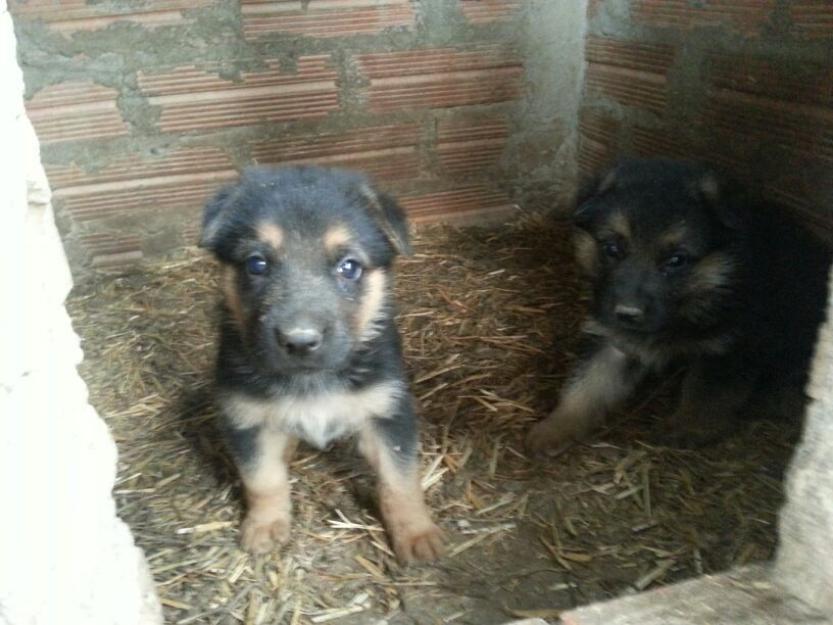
[6,1,833,624]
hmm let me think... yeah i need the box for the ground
[67,218,799,625]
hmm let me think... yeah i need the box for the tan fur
[658,223,690,250]
[687,251,735,293]
[527,344,642,453]
[358,424,444,563]
[238,429,298,554]
[358,183,408,254]
[323,224,352,253]
[573,230,598,276]
[220,380,404,450]
[698,173,720,202]
[356,269,388,341]
[257,222,283,250]
[222,265,246,332]
[607,211,631,240]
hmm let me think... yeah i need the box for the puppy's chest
[221,381,403,449]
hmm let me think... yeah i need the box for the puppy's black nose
[614,304,645,326]
[276,328,323,355]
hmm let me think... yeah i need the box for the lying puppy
[200,166,444,563]
[528,158,831,452]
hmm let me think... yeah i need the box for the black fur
[529,158,831,450]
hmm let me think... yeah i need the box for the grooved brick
[435,117,510,177]
[8,0,210,32]
[631,0,776,35]
[585,37,675,75]
[399,185,517,223]
[631,125,691,159]
[787,1,833,39]
[356,46,523,113]
[25,81,128,145]
[709,54,833,109]
[578,135,615,177]
[240,0,414,40]
[459,0,523,24]
[250,123,421,181]
[585,63,667,114]
[138,57,339,132]
[46,146,233,190]
[578,110,619,148]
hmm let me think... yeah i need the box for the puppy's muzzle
[614,304,646,328]
[276,327,324,357]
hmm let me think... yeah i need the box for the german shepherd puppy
[528,158,831,452]
[200,166,444,563]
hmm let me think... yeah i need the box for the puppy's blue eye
[246,254,268,275]
[664,253,689,269]
[336,258,363,281]
[602,240,624,259]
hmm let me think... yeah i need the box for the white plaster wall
[775,265,833,614]
[0,2,162,623]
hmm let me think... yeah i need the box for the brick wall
[581,0,833,238]
[10,0,586,276]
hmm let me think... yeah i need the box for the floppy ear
[694,170,749,232]
[199,184,237,250]
[358,183,411,256]
[573,166,617,228]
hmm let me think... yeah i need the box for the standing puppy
[528,158,831,452]
[200,166,444,563]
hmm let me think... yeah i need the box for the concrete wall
[580,0,833,237]
[10,0,586,277]
[0,1,161,623]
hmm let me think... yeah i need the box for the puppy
[200,166,444,563]
[528,158,831,451]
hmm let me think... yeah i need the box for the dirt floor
[67,217,800,625]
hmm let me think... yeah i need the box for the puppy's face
[573,160,743,339]
[200,167,410,374]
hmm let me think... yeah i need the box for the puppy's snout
[276,327,323,356]
[614,304,645,327]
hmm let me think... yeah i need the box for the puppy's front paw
[526,409,591,456]
[391,521,445,564]
[240,515,291,554]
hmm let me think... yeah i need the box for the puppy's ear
[358,183,411,256]
[200,184,237,250]
[573,166,617,228]
[694,170,748,231]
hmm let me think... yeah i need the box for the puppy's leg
[527,341,645,454]
[358,412,444,564]
[230,426,298,554]
[664,357,754,447]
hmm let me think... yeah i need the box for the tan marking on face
[658,223,690,250]
[698,173,720,202]
[238,429,297,554]
[607,211,631,239]
[687,251,735,293]
[356,268,388,341]
[573,230,598,276]
[358,424,445,563]
[324,223,352,253]
[222,265,246,332]
[257,222,283,251]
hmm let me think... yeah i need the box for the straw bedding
[66,217,797,625]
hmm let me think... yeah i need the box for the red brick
[578,135,615,177]
[8,0,211,33]
[79,232,143,258]
[631,126,691,159]
[51,147,236,221]
[435,117,510,177]
[25,81,128,145]
[399,185,517,223]
[709,54,833,108]
[240,0,414,40]
[585,37,675,75]
[631,0,776,36]
[459,0,523,24]
[46,146,233,190]
[787,1,833,39]
[249,123,421,182]
[138,56,339,133]
[355,46,523,113]
[579,109,619,148]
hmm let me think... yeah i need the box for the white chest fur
[220,381,404,449]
